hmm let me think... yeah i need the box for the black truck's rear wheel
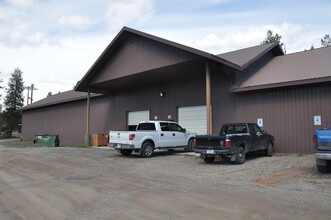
[317,164,328,173]
[235,146,245,164]
[316,162,331,173]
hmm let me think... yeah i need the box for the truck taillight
[129,134,135,141]
[313,135,317,148]
[225,139,231,147]
[193,138,196,147]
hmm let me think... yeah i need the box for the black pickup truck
[193,123,274,164]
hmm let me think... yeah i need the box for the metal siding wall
[232,84,331,154]
[22,101,86,143]
[21,96,112,144]
[109,74,206,131]
[210,69,238,134]
[90,96,112,134]
[21,110,44,139]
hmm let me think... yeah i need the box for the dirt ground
[0,143,330,220]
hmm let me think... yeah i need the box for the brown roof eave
[240,43,283,69]
[230,76,331,93]
[21,93,101,111]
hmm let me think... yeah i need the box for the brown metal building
[21,27,331,153]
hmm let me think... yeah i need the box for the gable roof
[230,46,331,92]
[21,90,101,111]
[217,42,283,69]
[74,26,242,92]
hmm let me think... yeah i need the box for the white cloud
[0,34,112,103]
[192,22,306,54]
[0,20,46,46]
[210,0,231,3]
[0,2,47,46]
[25,31,45,44]
[58,15,94,31]
[193,27,265,54]
[194,33,226,52]
[5,0,36,8]
[106,0,154,29]
[0,10,8,22]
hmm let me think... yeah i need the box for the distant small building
[21,27,331,153]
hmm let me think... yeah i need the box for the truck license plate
[117,144,121,148]
[206,150,214,154]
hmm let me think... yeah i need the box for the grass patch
[0,139,87,148]
[63,143,87,148]
[0,139,35,148]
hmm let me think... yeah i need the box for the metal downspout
[85,89,91,147]
[206,62,212,134]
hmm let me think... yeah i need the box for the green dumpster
[35,134,60,147]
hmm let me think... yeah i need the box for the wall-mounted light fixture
[160,91,166,97]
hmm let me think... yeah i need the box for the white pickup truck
[109,121,197,157]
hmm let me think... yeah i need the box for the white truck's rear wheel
[141,142,154,158]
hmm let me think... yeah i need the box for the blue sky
[0,0,330,104]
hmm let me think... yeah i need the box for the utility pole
[25,85,30,105]
[30,84,37,103]
[25,83,38,105]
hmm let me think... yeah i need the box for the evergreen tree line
[261,30,331,51]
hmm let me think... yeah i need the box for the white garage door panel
[178,106,206,135]
[128,110,150,126]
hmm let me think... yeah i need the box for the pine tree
[261,30,285,53]
[321,34,331,47]
[261,30,283,45]
[3,68,24,137]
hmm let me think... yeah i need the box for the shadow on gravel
[201,152,268,165]
[112,149,191,159]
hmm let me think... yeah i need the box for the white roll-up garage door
[178,105,207,135]
[128,110,150,127]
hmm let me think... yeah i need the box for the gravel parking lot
[0,143,330,220]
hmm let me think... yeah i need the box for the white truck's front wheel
[187,139,194,152]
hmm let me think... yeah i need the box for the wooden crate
[92,133,109,146]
